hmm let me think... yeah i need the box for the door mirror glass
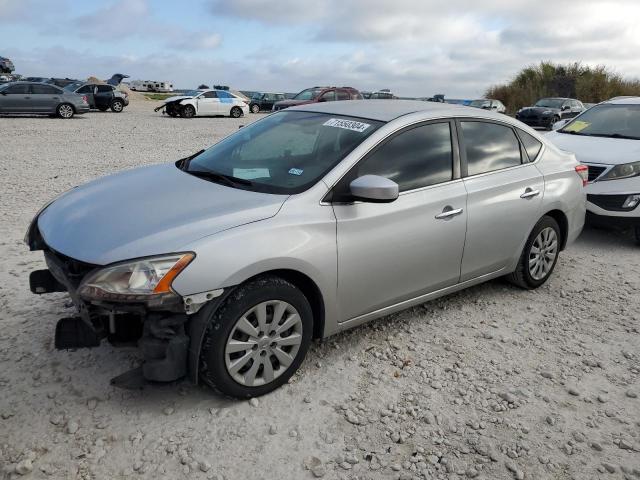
[349,175,399,203]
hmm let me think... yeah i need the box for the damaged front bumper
[27,225,223,387]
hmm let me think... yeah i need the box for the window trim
[455,118,541,178]
[326,119,461,202]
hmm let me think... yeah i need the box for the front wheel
[199,276,313,398]
[180,104,195,118]
[250,104,260,113]
[110,99,124,112]
[56,103,74,119]
[507,216,561,289]
[230,106,243,118]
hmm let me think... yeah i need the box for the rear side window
[461,122,522,176]
[217,91,233,99]
[517,130,543,161]
[337,90,350,100]
[31,84,61,94]
[320,90,336,102]
[350,122,453,192]
[96,85,113,93]
[5,84,30,94]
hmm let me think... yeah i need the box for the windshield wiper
[186,169,253,187]
[588,133,640,140]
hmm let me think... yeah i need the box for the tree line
[485,62,640,113]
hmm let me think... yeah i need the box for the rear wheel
[180,104,195,118]
[56,103,74,119]
[507,216,561,289]
[199,276,313,398]
[110,99,124,112]
[250,104,260,113]
[230,106,243,118]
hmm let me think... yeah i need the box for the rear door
[0,83,32,112]
[216,90,237,114]
[30,84,63,112]
[75,85,95,108]
[332,121,467,321]
[458,120,544,281]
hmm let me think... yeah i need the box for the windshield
[185,111,383,194]
[559,104,640,139]
[470,100,490,107]
[534,98,564,109]
[293,88,322,101]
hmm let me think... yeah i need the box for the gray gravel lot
[1,100,639,480]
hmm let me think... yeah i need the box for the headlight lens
[600,161,640,181]
[78,253,194,301]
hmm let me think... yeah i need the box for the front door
[458,120,544,281]
[30,84,62,112]
[196,90,220,115]
[0,83,32,112]
[331,121,467,321]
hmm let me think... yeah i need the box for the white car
[155,89,249,118]
[547,97,640,244]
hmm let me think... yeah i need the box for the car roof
[604,96,640,105]
[288,99,516,123]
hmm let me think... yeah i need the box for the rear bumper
[75,105,90,114]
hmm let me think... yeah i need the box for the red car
[272,86,362,111]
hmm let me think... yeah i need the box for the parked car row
[516,98,585,130]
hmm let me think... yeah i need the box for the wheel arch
[543,209,569,250]
[186,268,326,384]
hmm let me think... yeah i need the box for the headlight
[542,110,552,115]
[600,161,640,181]
[78,253,194,302]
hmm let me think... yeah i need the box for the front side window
[559,104,640,139]
[202,91,218,99]
[345,122,453,193]
[186,111,383,194]
[294,88,321,101]
[320,90,336,102]
[337,90,350,100]
[461,121,522,176]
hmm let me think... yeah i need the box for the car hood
[37,163,287,265]
[163,95,193,103]
[519,106,560,114]
[545,131,640,165]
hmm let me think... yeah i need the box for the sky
[2,0,640,98]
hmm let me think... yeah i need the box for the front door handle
[435,207,464,220]
[520,188,540,199]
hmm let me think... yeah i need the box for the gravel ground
[1,100,639,480]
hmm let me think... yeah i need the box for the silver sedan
[26,100,586,398]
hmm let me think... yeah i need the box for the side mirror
[349,175,399,203]
[552,119,570,130]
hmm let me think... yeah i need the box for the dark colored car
[0,56,14,74]
[64,82,129,112]
[249,92,286,113]
[0,82,89,118]
[272,86,362,111]
[515,98,584,130]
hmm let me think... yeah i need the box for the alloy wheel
[224,300,303,387]
[528,227,558,280]
[58,105,73,118]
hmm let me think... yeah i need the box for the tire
[250,104,260,113]
[56,103,74,119]
[199,276,313,398]
[166,107,178,117]
[180,104,195,118]
[97,105,109,112]
[230,106,243,118]
[507,216,561,289]
[546,116,559,131]
[110,99,124,113]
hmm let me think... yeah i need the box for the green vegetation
[143,93,175,101]
[486,62,640,113]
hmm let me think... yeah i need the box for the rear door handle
[520,188,540,199]
[435,207,464,219]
